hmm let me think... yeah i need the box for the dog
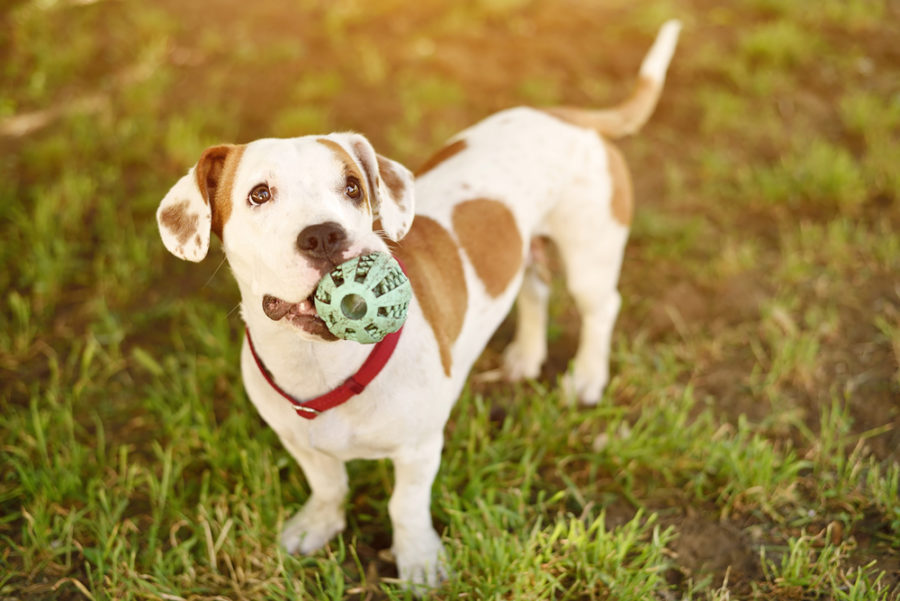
[156,20,680,592]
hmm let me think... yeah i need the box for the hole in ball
[340,293,368,320]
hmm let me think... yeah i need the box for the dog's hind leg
[549,182,630,406]
[561,280,622,406]
[280,441,349,555]
[503,238,552,381]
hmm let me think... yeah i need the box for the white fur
[157,21,679,594]
[640,19,682,83]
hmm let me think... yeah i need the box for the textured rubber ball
[314,252,412,344]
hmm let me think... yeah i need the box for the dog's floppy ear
[345,134,415,241]
[157,145,236,262]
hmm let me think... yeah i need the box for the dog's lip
[262,293,338,341]
[262,293,317,321]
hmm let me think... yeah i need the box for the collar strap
[246,324,403,419]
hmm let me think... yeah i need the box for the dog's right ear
[157,145,236,262]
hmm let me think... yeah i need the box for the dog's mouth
[262,293,338,341]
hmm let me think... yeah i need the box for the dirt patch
[813,272,900,462]
[665,511,761,593]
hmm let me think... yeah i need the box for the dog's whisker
[308,353,329,391]
[203,256,228,289]
[374,228,398,248]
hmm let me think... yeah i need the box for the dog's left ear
[344,134,415,241]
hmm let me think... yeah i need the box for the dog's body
[157,21,680,591]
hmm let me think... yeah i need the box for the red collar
[245,325,403,419]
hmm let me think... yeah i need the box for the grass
[1,0,899,599]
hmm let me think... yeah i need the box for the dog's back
[395,20,682,402]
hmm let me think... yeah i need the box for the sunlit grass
[2,0,898,599]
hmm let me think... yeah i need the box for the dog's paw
[281,501,346,555]
[502,341,544,382]
[393,531,449,595]
[561,366,609,406]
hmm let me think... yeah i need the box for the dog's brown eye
[344,177,361,201]
[248,184,272,206]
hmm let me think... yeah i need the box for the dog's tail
[546,19,682,139]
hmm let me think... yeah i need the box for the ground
[1,0,898,599]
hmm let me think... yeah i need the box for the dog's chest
[248,378,399,461]
[242,356,417,461]
[240,341,384,457]
[304,413,399,459]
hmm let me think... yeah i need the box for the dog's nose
[296,222,348,259]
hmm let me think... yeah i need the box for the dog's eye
[248,184,272,206]
[344,177,361,201]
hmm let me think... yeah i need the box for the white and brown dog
[157,21,680,591]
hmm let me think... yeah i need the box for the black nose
[296,222,347,259]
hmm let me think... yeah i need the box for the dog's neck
[238,285,373,400]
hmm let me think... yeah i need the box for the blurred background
[1,0,898,599]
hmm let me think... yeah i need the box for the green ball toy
[314,252,412,344]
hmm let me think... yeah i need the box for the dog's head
[157,133,415,341]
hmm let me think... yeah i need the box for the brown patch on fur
[318,138,369,212]
[350,140,378,216]
[603,140,633,226]
[159,200,199,246]
[194,145,228,204]
[376,155,408,210]
[414,139,468,177]
[194,144,245,239]
[452,198,523,297]
[393,216,467,376]
[212,146,244,238]
[545,75,661,139]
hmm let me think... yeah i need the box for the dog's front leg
[389,435,448,592]
[279,438,349,555]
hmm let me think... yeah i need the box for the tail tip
[660,19,683,39]
[639,18,683,82]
